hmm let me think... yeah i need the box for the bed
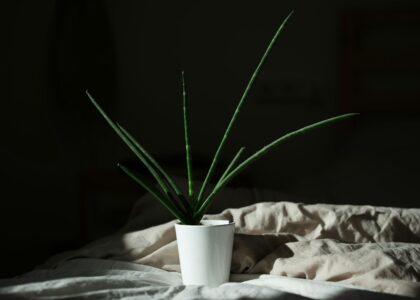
[1,185,419,299]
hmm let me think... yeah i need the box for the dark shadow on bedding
[231,234,296,274]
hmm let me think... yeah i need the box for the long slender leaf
[118,164,189,224]
[116,133,188,217]
[86,90,176,207]
[116,123,193,215]
[182,71,195,202]
[197,11,294,205]
[195,113,358,218]
[215,147,245,188]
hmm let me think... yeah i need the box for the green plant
[86,12,358,225]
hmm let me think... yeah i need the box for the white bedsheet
[0,259,410,300]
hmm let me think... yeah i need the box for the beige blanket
[47,201,420,298]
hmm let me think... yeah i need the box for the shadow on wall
[0,0,116,277]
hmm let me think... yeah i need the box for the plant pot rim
[175,220,234,227]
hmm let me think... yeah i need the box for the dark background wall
[1,0,419,277]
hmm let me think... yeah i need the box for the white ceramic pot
[175,220,235,286]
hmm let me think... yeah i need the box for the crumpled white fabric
[38,201,420,298]
[0,258,410,300]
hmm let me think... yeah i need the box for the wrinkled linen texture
[37,200,420,298]
[0,258,409,300]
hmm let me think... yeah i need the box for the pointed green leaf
[116,123,193,215]
[118,164,188,223]
[86,90,175,205]
[195,113,359,218]
[197,11,294,205]
[216,147,246,188]
[182,71,195,201]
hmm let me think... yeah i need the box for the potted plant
[86,11,357,286]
